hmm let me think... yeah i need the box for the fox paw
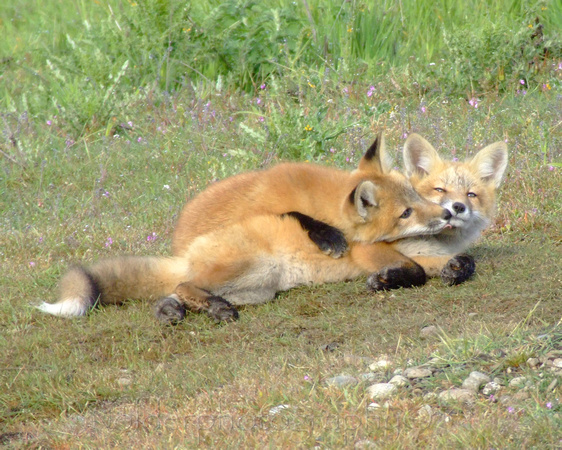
[207,296,239,322]
[441,254,475,286]
[285,211,348,258]
[308,226,349,258]
[366,263,426,291]
[154,295,186,325]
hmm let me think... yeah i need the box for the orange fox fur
[37,135,453,321]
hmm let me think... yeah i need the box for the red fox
[387,133,508,286]
[37,135,452,322]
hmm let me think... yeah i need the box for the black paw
[207,296,239,322]
[284,211,349,258]
[308,226,349,258]
[154,296,186,325]
[366,263,426,291]
[441,254,475,286]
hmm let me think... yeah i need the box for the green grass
[1,0,562,447]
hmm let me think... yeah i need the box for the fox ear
[403,133,442,177]
[351,180,378,220]
[470,141,508,187]
[358,133,392,174]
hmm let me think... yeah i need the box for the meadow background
[1,0,561,447]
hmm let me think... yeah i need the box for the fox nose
[452,202,466,214]
[442,209,452,221]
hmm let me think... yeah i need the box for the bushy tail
[37,256,188,317]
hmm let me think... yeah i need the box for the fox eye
[434,187,445,193]
[400,208,413,219]
[467,192,477,198]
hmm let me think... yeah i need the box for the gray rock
[509,376,527,388]
[420,325,438,337]
[404,367,433,379]
[369,359,392,371]
[526,357,540,368]
[462,371,491,392]
[325,375,359,388]
[482,381,502,396]
[552,358,562,368]
[389,375,409,386]
[438,388,475,404]
[366,383,397,400]
[269,404,291,416]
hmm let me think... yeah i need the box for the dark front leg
[284,211,348,258]
[441,254,476,286]
[366,261,427,291]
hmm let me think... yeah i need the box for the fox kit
[37,136,452,322]
[390,133,508,285]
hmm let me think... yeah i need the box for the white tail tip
[36,298,91,317]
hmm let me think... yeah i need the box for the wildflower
[548,165,554,171]
[105,237,113,247]
[46,120,52,126]
[546,402,553,409]
[542,83,551,90]
[343,87,349,94]
[260,83,266,89]
[469,97,478,108]
[402,132,408,139]
[102,190,110,198]
[329,148,336,153]
[304,125,313,131]
[507,406,515,413]
[520,79,525,85]
[128,121,133,127]
[452,157,459,162]
[258,116,265,122]
[347,26,353,33]
[163,185,170,190]
[147,232,157,242]
[137,137,142,143]
[256,98,262,105]
[367,85,376,97]
[308,82,316,88]
[39,237,43,243]
[29,261,36,267]
[304,375,310,381]
[420,105,426,113]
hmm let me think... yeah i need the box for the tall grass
[1,0,560,137]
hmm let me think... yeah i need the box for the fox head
[403,133,508,245]
[342,134,452,243]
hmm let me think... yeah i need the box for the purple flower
[420,106,426,113]
[146,232,157,242]
[128,121,133,127]
[304,375,310,381]
[452,157,459,162]
[105,237,113,247]
[29,261,36,267]
[256,98,262,105]
[102,190,110,198]
[520,79,525,85]
[46,120,52,126]
[258,116,265,122]
[137,137,142,143]
[546,402,553,409]
[367,85,376,97]
[260,83,266,89]
[507,406,515,413]
[469,97,478,108]
[402,132,408,139]
[548,165,554,171]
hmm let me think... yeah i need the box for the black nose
[442,209,452,220]
[452,202,466,214]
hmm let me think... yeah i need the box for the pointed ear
[358,133,392,173]
[403,133,442,177]
[350,180,378,220]
[469,141,508,187]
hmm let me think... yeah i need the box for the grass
[1,0,562,447]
